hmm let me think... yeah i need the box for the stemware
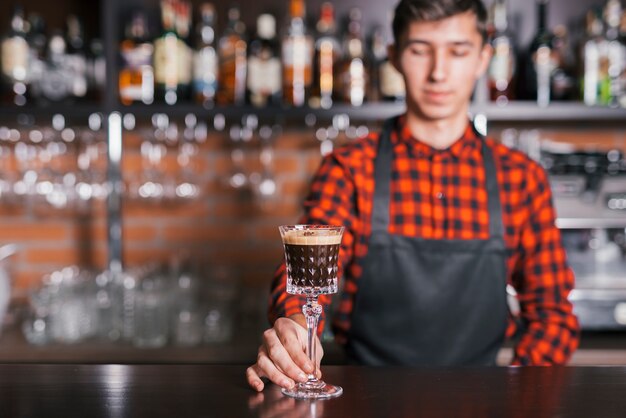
[278,225,344,399]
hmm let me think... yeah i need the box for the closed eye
[450,48,471,57]
[408,46,430,56]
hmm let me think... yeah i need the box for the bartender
[247,0,580,392]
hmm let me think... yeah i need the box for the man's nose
[428,49,448,82]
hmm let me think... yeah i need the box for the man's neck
[404,110,470,150]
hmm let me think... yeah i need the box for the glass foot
[281,380,343,400]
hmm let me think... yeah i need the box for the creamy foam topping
[282,229,343,245]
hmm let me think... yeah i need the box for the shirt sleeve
[268,152,357,334]
[510,162,581,365]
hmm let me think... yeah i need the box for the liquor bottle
[1,5,30,106]
[175,0,193,102]
[282,0,314,107]
[550,25,576,101]
[119,11,154,105]
[310,2,340,109]
[26,13,46,102]
[38,30,71,103]
[370,25,405,102]
[487,0,515,105]
[335,7,368,106]
[192,3,218,107]
[65,15,88,99]
[27,14,47,59]
[155,0,181,105]
[527,0,554,107]
[247,14,282,107]
[216,6,247,105]
[582,9,606,106]
[603,0,623,107]
[619,7,626,107]
[87,38,106,102]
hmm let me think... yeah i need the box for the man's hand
[246,315,323,392]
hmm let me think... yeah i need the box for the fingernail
[282,379,294,389]
[305,364,314,373]
[255,382,263,392]
[297,372,308,382]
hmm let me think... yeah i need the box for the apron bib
[346,118,508,366]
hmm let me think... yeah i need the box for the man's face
[391,11,491,122]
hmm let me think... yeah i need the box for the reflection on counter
[20,260,239,348]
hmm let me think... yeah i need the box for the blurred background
[0,0,624,363]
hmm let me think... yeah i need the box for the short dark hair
[392,0,488,44]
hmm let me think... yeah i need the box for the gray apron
[345,118,508,366]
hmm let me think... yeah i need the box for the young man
[247,0,580,392]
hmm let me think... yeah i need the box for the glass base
[281,380,343,400]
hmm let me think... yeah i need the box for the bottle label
[607,41,623,102]
[283,35,313,84]
[39,65,70,101]
[617,42,626,108]
[248,56,281,96]
[583,40,600,106]
[120,66,154,104]
[65,53,88,97]
[317,38,337,96]
[121,43,153,70]
[379,61,405,98]
[1,37,29,81]
[217,35,247,104]
[193,47,218,90]
[488,37,514,84]
[533,46,554,106]
[154,34,179,86]
[347,58,366,106]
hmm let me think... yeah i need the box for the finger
[264,328,310,383]
[246,364,266,392]
[257,346,297,389]
[273,320,316,375]
[314,337,324,369]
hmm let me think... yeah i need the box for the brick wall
[1,125,624,301]
[1,127,336,300]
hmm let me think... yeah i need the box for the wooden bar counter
[2,364,626,417]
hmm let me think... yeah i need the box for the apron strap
[371,118,504,239]
[482,140,505,239]
[371,118,396,234]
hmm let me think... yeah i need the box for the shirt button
[436,192,445,200]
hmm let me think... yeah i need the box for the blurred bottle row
[0,0,404,109]
[21,261,238,347]
[2,0,625,110]
[1,7,105,106]
[489,0,626,107]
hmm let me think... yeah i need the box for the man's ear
[476,43,493,79]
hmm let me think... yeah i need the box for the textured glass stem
[303,296,322,381]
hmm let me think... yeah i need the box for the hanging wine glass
[251,125,278,210]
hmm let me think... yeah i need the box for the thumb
[315,337,324,378]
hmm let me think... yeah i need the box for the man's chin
[415,106,455,122]
[410,104,458,122]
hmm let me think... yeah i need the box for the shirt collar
[391,114,482,160]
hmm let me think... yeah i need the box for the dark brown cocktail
[283,235,341,295]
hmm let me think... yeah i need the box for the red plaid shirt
[269,115,580,366]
